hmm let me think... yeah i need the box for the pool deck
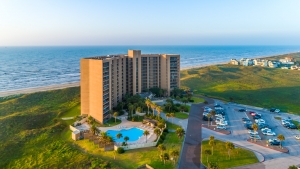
[97,115,157,144]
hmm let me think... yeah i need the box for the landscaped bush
[117,147,125,154]
[163,128,169,133]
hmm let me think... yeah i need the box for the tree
[170,150,179,164]
[180,105,185,112]
[90,124,97,135]
[186,93,193,101]
[156,106,163,118]
[116,133,123,140]
[120,102,125,110]
[170,113,175,124]
[204,149,212,163]
[288,165,298,169]
[113,112,118,123]
[99,132,114,150]
[182,98,188,105]
[143,130,150,143]
[136,106,142,120]
[210,110,216,119]
[207,114,211,127]
[109,110,113,119]
[209,140,216,155]
[87,116,94,125]
[165,113,171,120]
[124,136,129,145]
[158,123,165,131]
[165,102,172,112]
[160,153,170,165]
[277,134,285,148]
[150,103,157,116]
[176,127,185,140]
[209,136,215,141]
[157,144,166,155]
[128,104,134,119]
[252,123,258,142]
[154,128,161,140]
[145,98,151,115]
[208,162,219,169]
[225,142,235,159]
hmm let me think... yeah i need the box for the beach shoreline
[1,51,299,97]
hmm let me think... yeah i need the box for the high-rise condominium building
[81,50,180,123]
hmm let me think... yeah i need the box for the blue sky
[1,0,300,46]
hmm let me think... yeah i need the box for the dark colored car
[242,117,249,121]
[283,123,290,128]
[216,110,225,115]
[287,124,298,129]
[270,140,280,146]
[270,108,276,112]
[203,116,213,121]
[245,124,253,130]
[253,115,261,119]
[238,108,246,112]
[258,123,269,129]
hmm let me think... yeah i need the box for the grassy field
[191,97,205,103]
[175,112,189,119]
[102,117,122,127]
[166,121,181,130]
[201,140,258,169]
[181,53,300,114]
[0,87,115,169]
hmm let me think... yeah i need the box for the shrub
[163,128,169,133]
[117,147,125,154]
[118,110,125,116]
[175,103,181,107]
[160,135,165,141]
[204,100,208,104]
[189,99,194,102]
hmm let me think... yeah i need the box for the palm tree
[252,123,258,142]
[116,133,123,141]
[225,141,235,160]
[180,105,185,112]
[165,113,171,120]
[113,112,118,123]
[128,104,134,119]
[207,114,211,127]
[109,110,113,118]
[145,98,151,115]
[169,113,175,124]
[150,103,157,116]
[143,130,150,143]
[204,149,212,163]
[136,106,142,120]
[104,136,114,151]
[170,150,179,164]
[156,106,162,118]
[182,97,188,105]
[165,102,172,112]
[157,144,166,155]
[210,110,216,120]
[277,134,285,148]
[87,116,94,125]
[120,102,125,110]
[160,153,170,165]
[124,136,129,145]
[176,127,185,140]
[209,136,215,141]
[154,128,161,140]
[90,124,97,135]
[158,123,165,131]
[209,139,216,155]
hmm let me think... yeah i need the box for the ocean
[0,46,300,92]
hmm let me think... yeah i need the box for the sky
[1,0,300,46]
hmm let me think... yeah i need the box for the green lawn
[74,131,183,169]
[274,116,281,120]
[175,112,189,119]
[166,121,181,130]
[102,117,122,127]
[191,97,205,103]
[181,52,300,114]
[201,140,258,169]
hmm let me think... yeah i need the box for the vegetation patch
[181,53,300,114]
[201,140,258,169]
[274,116,282,120]
[175,112,189,119]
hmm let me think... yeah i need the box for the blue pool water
[106,127,144,142]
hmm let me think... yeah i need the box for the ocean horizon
[1,45,300,92]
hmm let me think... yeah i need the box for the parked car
[215,109,225,115]
[249,134,261,140]
[258,123,269,129]
[287,124,298,129]
[217,120,228,126]
[295,135,300,140]
[263,130,276,136]
[245,120,253,125]
[253,115,261,119]
[249,111,256,116]
[216,125,226,130]
[261,128,271,132]
[270,108,276,112]
[202,116,212,121]
[255,119,265,124]
[275,109,280,113]
[269,139,280,146]
[245,124,253,130]
[238,108,246,112]
[242,117,249,121]
[281,120,291,125]
[248,130,258,135]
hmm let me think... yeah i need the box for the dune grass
[181,52,300,114]
[60,104,80,118]
[201,140,258,169]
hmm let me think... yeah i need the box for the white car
[275,109,280,113]
[269,138,280,142]
[217,120,228,126]
[216,125,226,130]
[215,114,223,118]
[295,135,300,140]
[261,128,271,132]
[263,131,276,136]
[281,120,290,125]
[248,130,258,135]
[255,119,265,124]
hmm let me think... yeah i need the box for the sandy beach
[0,82,80,97]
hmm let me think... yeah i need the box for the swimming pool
[106,127,144,142]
